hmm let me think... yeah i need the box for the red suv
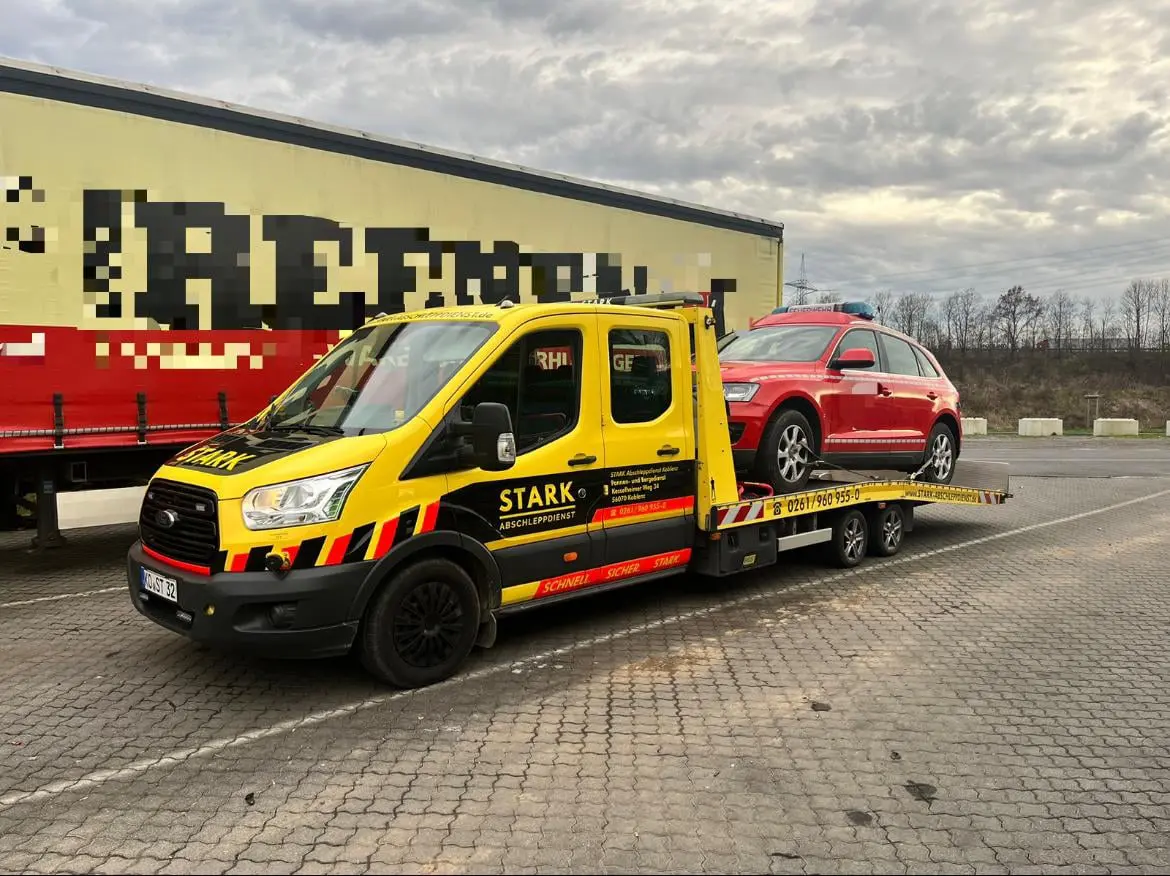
[719,302,962,493]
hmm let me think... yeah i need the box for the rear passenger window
[879,334,922,376]
[461,328,582,453]
[609,328,671,423]
[913,346,940,377]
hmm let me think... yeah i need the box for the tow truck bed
[712,460,1010,529]
[691,461,1011,576]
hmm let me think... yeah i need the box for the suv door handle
[927,391,938,400]
[878,383,892,396]
[657,444,681,457]
[567,453,597,466]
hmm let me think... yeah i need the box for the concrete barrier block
[1094,418,1139,437]
[1018,418,1063,437]
[961,417,987,435]
[58,485,145,530]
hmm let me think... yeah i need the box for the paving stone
[2,479,1170,874]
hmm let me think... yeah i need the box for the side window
[609,328,672,423]
[833,328,880,367]
[461,328,582,454]
[913,345,940,378]
[879,333,922,376]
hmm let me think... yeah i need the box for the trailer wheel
[359,557,481,689]
[826,508,868,568]
[867,503,905,557]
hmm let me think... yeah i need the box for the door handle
[878,383,892,396]
[657,444,681,457]
[567,453,597,466]
[927,391,938,400]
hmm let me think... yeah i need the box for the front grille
[728,421,746,444]
[139,478,219,567]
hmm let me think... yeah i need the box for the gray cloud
[4,0,1170,304]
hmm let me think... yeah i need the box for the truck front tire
[359,557,481,688]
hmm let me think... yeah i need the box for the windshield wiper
[265,423,345,436]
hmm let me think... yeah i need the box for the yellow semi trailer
[0,56,783,537]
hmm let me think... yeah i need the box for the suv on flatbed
[719,302,962,493]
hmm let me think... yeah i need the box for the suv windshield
[718,324,838,363]
[260,320,496,435]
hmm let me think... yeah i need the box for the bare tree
[890,291,933,340]
[1044,290,1076,355]
[871,289,896,325]
[1157,279,1170,352]
[1120,279,1157,351]
[993,285,1042,357]
[1099,298,1117,351]
[1078,297,1097,348]
[941,288,980,353]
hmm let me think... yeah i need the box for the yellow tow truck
[127,293,1010,688]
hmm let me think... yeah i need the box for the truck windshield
[717,324,838,363]
[260,320,496,435]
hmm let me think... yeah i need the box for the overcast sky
[4,0,1169,304]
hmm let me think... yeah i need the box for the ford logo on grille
[156,509,179,528]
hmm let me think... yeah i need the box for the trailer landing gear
[31,467,66,551]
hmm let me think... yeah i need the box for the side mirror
[830,347,876,370]
[471,402,516,471]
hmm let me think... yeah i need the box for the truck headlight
[241,465,367,530]
[723,383,760,403]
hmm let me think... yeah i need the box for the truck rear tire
[756,408,816,494]
[359,557,481,689]
[867,503,905,557]
[825,508,868,568]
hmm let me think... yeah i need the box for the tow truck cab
[127,294,1008,689]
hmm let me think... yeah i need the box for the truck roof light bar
[595,291,707,309]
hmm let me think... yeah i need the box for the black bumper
[127,541,370,659]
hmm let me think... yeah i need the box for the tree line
[815,279,1170,356]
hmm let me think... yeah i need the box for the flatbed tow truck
[126,293,1010,688]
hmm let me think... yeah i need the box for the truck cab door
[416,314,606,607]
[593,313,696,570]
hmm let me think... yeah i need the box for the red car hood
[719,360,820,381]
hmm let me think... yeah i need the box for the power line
[876,264,1170,301]
[825,233,1170,288]
[844,248,1170,299]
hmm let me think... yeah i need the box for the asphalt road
[1,450,1169,874]
[962,436,1170,478]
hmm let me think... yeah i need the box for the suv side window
[609,328,671,423]
[461,328,583,453]
[832,328,881,368]
[878,333,923,376]
[913,345,940,377]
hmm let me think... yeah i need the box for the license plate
[141,567,179,603]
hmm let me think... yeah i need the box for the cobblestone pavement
[2,476,1169,875]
